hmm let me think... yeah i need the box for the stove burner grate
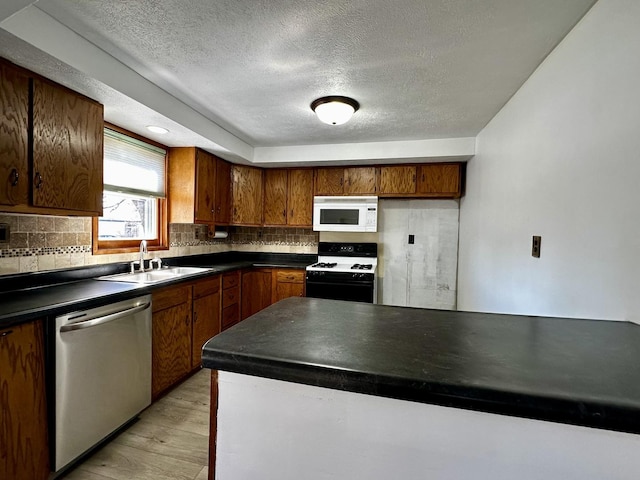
[351,264,373,270]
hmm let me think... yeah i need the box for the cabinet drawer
[193,276,220,299]
[275,270,305,283]
[222,304,239,330]
[153,284,192,312]
[222,286,240,308]
[223,271,240,289]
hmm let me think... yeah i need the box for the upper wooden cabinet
[32,78,104,215]
[263,168,313,227]
[344,167,377,195]
[215,158,232,224]
[417,163,462,198]
[314,167,377,196]
[378,166,417,195]
[263,169,288,226]
[314,168,344,195]
[168,147,232,225]
[1,59,104,216]
[231,165,263,225]
[0,61,29,207]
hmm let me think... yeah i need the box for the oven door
[306,272,375,303]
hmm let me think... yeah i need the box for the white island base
[214,371,640,480]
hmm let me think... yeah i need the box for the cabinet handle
[340,177,343,186]
[0,329,13,338]
[282,209,286,218]
[422,174,425,182]
[34,172,43,189]
[185,315,190,326]
[194,312,198,323]
[290,209,294,218]
[10,169,19,187]
[217,206,221,214]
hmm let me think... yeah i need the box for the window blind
[103,128,166,198]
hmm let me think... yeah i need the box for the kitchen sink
[95,266,213,285]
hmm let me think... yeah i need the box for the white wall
[458,0,640,320]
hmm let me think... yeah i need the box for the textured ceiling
[0,0,597,163]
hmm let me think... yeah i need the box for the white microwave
[313,196,378,232]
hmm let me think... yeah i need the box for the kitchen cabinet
[263,168,313,227]
[0,320,49,480]
[168,147,232,225]
[263,169,288,226]
[0,61,29,207]
[314,167,377,196]
[231,165,263,225]
[222,271,241,330]
[272,269,305,303]
[314,167,345,195]
[241,268,273,320]
[0,60,104,216]
[378,165,417,196]
[192,275,221,369]
[344,167,377,195]
[417,163,462,198]
[287,169,313,226]
[32,78,104,215]
[215,158,232,225]
[152,284,193,399]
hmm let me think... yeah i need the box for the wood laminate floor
[62,369,210,480]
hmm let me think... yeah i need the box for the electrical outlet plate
[0,223,9,244]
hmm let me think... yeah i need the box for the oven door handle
[306,280,374,287]
[60,302,151,332]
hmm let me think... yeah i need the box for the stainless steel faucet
[139,240,148,272]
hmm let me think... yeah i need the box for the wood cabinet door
[314,168,344,195]
[192,288,220,368]
[231,165,263,225]
[152,302,192,398]
[215,158,232,225]
[272,269,306,303]
[195,149,215,223]
[0,320,49,480]
[0,62,29,207]
[32,78,103,215]
[378,166,417,195]
[287,169,313,226]
[263,169,288,226]
[344,167,377,195]
[241,269,272,320]
[417,164,461,197]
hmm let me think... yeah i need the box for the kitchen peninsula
[203,297,640,480]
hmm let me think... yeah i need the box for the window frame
[92,123,169,255]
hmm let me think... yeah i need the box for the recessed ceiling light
[146,125,169,134]
[311,96,360,125]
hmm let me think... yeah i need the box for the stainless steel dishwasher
[54,294,152,472]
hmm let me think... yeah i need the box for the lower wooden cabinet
[0,320,49,480]
[222,271,241,330]
[152,284,193,399]
[192,276,221,369]
[152,275,222,398]
[272,269,305,303]
[241,268,272,320]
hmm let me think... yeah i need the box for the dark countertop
[0,252,315,327]
[202,297,640,434]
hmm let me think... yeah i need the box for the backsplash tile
[0,213,319,275]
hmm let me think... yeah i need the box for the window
[92,126,169,254]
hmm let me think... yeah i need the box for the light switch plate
[532,235,541,258]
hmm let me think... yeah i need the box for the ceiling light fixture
[311,96,360,125]
[146,125,169,134]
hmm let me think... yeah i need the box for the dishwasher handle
[60,301,151,333]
